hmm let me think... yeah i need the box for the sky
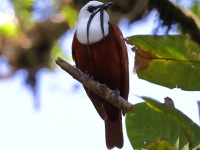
[0,0,199,150]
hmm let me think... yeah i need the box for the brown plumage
[72,23,129,149]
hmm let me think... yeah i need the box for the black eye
[87,6,95,13]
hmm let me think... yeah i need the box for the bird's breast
[74,32,123,91]
[76,19,109,44]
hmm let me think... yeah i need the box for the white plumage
[76,1,109,45]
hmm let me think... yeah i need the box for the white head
[76,1,112,45]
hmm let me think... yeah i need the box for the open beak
[87,2,113,50]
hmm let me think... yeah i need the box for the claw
[113,89,120,98]
[84,70,93,81]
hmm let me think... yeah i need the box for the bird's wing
[72,33,77,63]
[110,24,129,102]
[72,32,107,120]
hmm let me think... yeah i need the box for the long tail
[105,115,123,149]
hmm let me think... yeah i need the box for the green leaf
[126,102,189,150]
[61,6,78,28]
[11,0,35,29]
[51,42,67,64]
[190,5,200,18]
[148,140,176,150]
[11,0,34,9]
[126,35,200,91]
[0,23,19,37]
[142,97,200,149]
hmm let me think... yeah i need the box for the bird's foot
[112,89,120,99]
[84,70,93,81]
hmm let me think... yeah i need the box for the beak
[100,2,112,41]
[104,2,113,10]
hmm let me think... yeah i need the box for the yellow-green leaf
[126,35,200,91]
[126,102,189,150]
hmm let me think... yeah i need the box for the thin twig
[55,57,133,113]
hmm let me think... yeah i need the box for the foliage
[125,3,200,149]
[0,23,19,37]
[126,97,200,150]
[61,6,78,28]
[190,4,200,18]
[126,35,200,91]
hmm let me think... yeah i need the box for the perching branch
[55,57,133,113]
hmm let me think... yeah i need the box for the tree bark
[55,57,133,113]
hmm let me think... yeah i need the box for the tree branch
[149,0,200,44]
[55,57,133,113]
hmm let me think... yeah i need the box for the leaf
[126,35,200,91]
[126,102,189,150]
[190,5,200,18]
[0,23,19,37]
[51,42,70,67]
[11,0,35,29]
[147,140,176,150]
[142,97,200,149]
[61,6,78,28]
[12,0,34,8]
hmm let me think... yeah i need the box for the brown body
[72,24,129,149]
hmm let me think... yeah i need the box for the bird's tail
[105,115,123,149]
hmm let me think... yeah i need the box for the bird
[72,1,129,149]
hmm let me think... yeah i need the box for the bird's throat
[87,4,107,47]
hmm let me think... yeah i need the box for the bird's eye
[87,6,95,13]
